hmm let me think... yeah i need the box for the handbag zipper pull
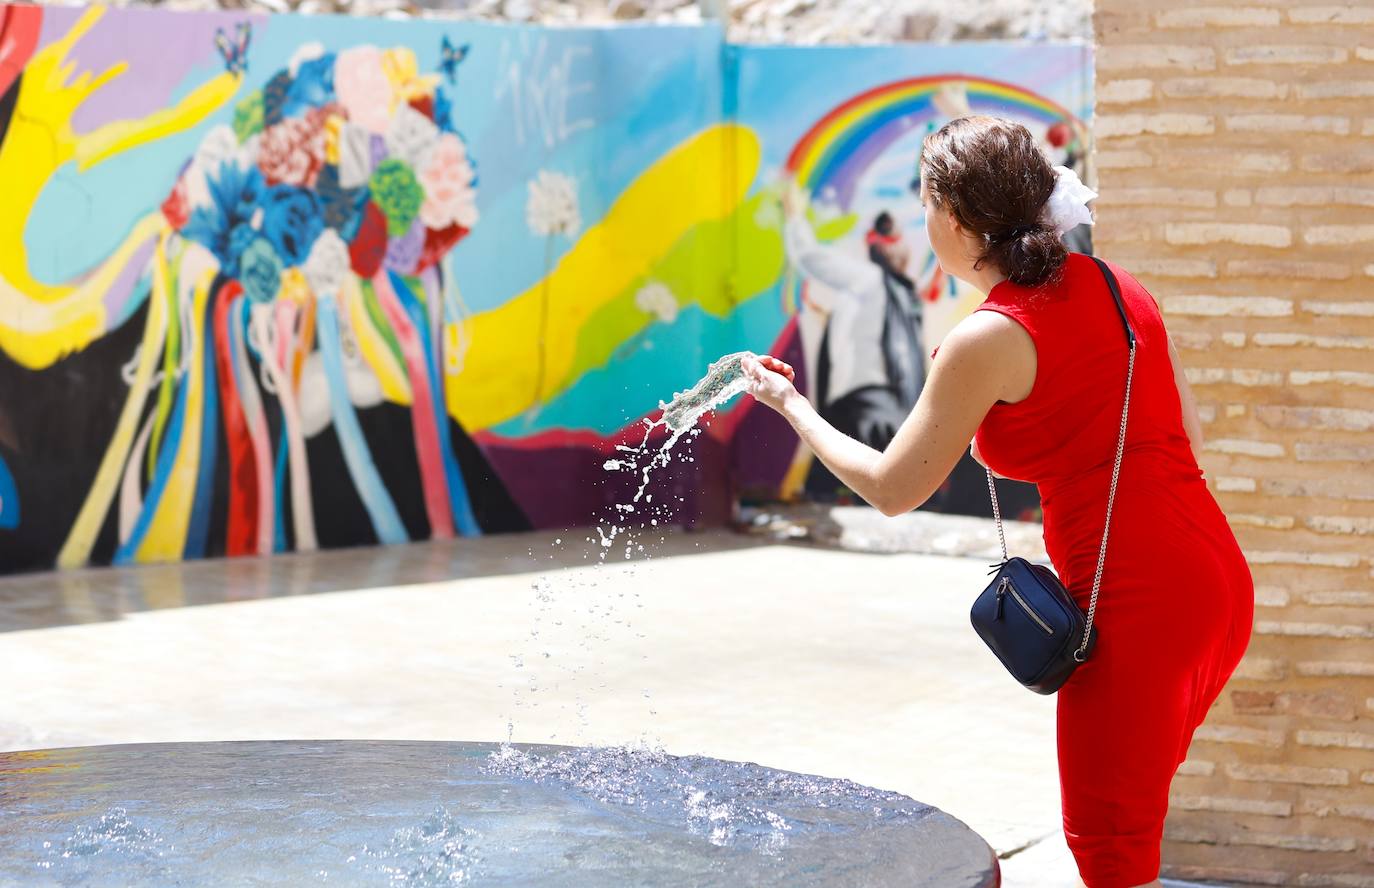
[994,578,1007,620]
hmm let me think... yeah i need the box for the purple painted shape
[729,324,807,495]
[383,220,424,275]
[369,135,389,170]
[32,6,269,136]
[828,118,918,210]
[102,234,159,327]
[478,436,729,532]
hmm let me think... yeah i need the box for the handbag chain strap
[984,256,1138,663]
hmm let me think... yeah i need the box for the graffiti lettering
[493,35,595,149]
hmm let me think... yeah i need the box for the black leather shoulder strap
[1085,254,1137,349]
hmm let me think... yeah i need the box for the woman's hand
[742,354,797,413]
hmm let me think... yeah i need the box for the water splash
[618,350,756,504]
[346,805,479,887]
[502,351,758,749]
[37,806,170,879]
[483,743,930,857]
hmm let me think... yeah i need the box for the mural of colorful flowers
[0,4,1090,574]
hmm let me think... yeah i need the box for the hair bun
[990,225,1066,287]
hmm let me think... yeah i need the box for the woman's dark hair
[918,115,1068,288]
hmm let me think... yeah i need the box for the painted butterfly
[440,34,470,85]
[214,21,251,76]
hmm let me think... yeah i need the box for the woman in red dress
[744,116,1255,888]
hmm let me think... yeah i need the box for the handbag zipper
[996,578,1054,636]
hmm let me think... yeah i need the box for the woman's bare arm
[761,311,1035,516]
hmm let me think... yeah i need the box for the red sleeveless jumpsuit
[968,252,1255,887]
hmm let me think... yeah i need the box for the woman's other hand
[742,354,797,413]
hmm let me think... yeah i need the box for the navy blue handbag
[969,256,1136,695]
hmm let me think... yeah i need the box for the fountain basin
[0,740,1000,886]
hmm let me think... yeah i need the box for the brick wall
[1091,2,1374,884]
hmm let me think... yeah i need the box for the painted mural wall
[0,3,1092,573]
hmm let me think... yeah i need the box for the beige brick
[1096,113,1214,137]
[1220,332,1246,347]
[1172,794,1292,816]
[1234,658,1287,681]
[1253,332,1374,350]
[1198,403,1219,423]
[1366,118,1374,136]
[1297,661,1374,678]
[1226,114,1351,135]
[1291,371,1374,388]
[1238,522,1295,539]
[1278,693,1359,721]
[1305,225,1374,245]
[1161,77,1288,99]
[1162,866,1291,886]
[1176,759,1216,778]
[1301,153,1374,174]
[1304,590,1374,607]
[1229,259,1351,280]
[1157,6,1280,28]
[1286,695,1363,725]
[1224,403,1246,417]
[1225,45,1349,66]
[1295,442,1374,462]
[1226,762,1349,786]
[1131,258,1217,278]
[1360,47,1374,63]
[1097,45,1217,72]
[1289,6,1374,25]
[1187,368,1282,386]
[1366,264,1374,277]
[1164,294,1292,316]
[1255,187,1374,208]
[1204,439,1284,457]
[1297,731,1374,751]
[1247,555,1363,571]
[1160,149,1291,174]
[1298,81,1374,100]
[1172,331,1214,350]
[1306,516,1374,534]
[1193,724,1285,748]
[1365,772,1374,785]
[1296,873,1374,888]
[1093,149,1154,169]
[1216,476,1257,493]
[1098,78,1154,104]
[1262,477,1374,501]
[1255,405,1374,432]
[1254,585,1289,605]
[1256,619,1373,637]
[1231,690,1360,719]
[1300,800,1374,822]
[1303,301,1374,317]
[1222,189,1253,208]
[1108,187,1217,208]
[1164,825,1220,844]
[1234,833,1359,853]
[1165,223,1291,248]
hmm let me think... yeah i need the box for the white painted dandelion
[634,281,679,324]
[525,170,582,238]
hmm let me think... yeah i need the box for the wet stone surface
[0,740,1000,887]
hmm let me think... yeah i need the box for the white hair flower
[1041,165,1097,237]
